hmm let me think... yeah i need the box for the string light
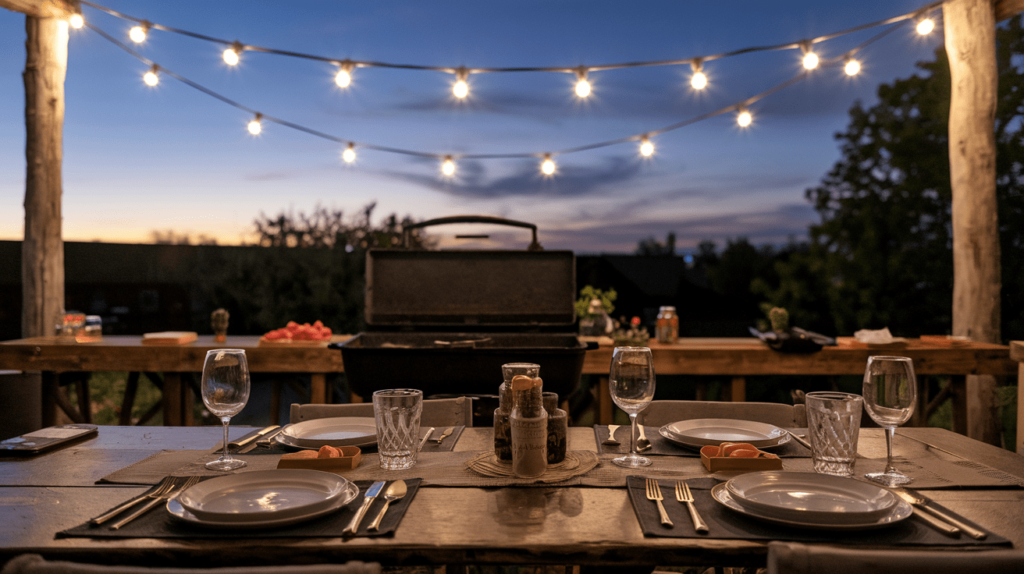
[143,64,159,86]
[247,113,262,135]
[69,13,84,29]
[452,67,470,99]
[574,67,591,98]
[916,17,935,35]
[844,58,861,76]
[801,42,819,70]
[441,156,456,176]
[541,154,556,175]
[342,143,356,163]
[223,41,243,66]
[690,60,708,90]
[129,21,150,43]
[639,136,654,157]
[335,60,354,88]
[737,108,752,128]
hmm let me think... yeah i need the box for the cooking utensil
[675,481,708,533]
[110,475,200,530]
[603,424,621,445]
[645,478,672,527]
[636,425,652,452]
[417,427,435,451]
[90,476,175,525]
[435,427,454,445]
[228,425,279,451]
[368,480,408,531]
[344,480,385,535]
[893,489,978,537]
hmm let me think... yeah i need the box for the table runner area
[624,476,1010,547]
[60,479,420,539]
[220,426,465,456]
[593,425,812,457]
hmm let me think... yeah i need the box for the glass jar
[656,306,678,344]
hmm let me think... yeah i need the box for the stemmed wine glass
[862,355,916,486]
[609,346,656,468]
[202,349,251,471]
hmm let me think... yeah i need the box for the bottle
[656,306,678,344]
[493,382,513,461]
[510,375,547,477]
[543,392,567,464]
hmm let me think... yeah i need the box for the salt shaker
[510,375,547,477]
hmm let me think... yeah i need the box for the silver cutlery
[228,425,279,451]
[344,480,385,535]
[368,480,408,531]
[675,480,709,533]
[893,488,979,538]
[110,475,200,530]
[645,478,672,527]
[244,426,288,452]
[90,476,175,525]
[417,427,435,451]
[636,425,652,452]
[435,427,454,445]
[602,425,621,445]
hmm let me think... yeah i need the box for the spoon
[636,424,652,452]
[368,480,407,531]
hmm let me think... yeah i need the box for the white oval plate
[279,417,377,448]
[659,419,791,450]
[711,483,911,530]
[725,471,898,524]
[177,470,356,523]
[169,478,358,529]
[274,431,376,451]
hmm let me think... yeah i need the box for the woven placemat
[466,451,599,484]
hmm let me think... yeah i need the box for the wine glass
[862,355,916,486]
[202,349,251,471]
[609,346,656,468]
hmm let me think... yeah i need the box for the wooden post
[944,0,1002,444]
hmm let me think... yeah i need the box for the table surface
[0,425,1022,568]
[0,335,1015,376]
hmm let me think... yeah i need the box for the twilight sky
[0,1,945,253]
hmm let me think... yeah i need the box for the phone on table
[1,424,98,455]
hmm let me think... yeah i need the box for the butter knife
[435,427,454,445]
[228,425,279,451]
[417,427,435,451]
[344,481,385,535]
[895,488,985,539]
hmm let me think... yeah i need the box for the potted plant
[576,286,616,337]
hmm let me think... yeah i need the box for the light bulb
[802,51,819,70]
[247,115,262,135]
[691,71,707,90]
[541,155,556,176]
[69,14,84,29]
[737,109,752,127]
[143,67,159,87]
[129,25,147,43]
[844,58,861,76]
[342,143,356,163]
[335,69,352,88]
[441,157,455,176]
[640,137,654,157]
[917,18,935,35]
[453,79,469,99]
[575,78,591,98]
[223,47,240,66]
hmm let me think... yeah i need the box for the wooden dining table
[0,425,1021,569]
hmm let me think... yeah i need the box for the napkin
[854,328,897,344]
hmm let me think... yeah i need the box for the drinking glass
[805,391,863,476]
[373,389,423,470]
[201,349,250,471]
[609,346,656,468]
[862,355,916,486]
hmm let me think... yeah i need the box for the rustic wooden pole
[944,0,1002,444]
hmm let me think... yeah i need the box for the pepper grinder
[510,375,547,478]
[543,392,568,464]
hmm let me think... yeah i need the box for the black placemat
[625,476,1009,547]
[241,426,466,456]
[594,426,810,458]
[59,479,420,539]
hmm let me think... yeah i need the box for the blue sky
[0,1,944,252]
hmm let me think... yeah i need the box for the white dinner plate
[279,417,377,448]
[659,419,791,450]
[711,483,912,530]
[177,469,356,523]
[168,479,358,529]
[724,471,898,524]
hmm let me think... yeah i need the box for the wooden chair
[290,396,474,427]
[640,400,807,428]
[0,554,380,574]
[767,541,1023,574]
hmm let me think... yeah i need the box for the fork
[675,481,709,533]
[90,476,176,525]
[110,476,201,530]
[645,478,673,527]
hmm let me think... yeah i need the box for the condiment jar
[656,306,679,344]
[543,392,567,464]
[510,376,547,478]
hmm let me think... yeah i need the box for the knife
[228,425,279,450]
[894,488,986,539]
[344,481,385,535]
[891,490,960,536]
[435,427,454,445]
[417,427,435,451]
[238,427,287,454]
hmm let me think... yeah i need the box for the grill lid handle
[403,215,543,251]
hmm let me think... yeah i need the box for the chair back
[0,554,380,574]
[290,396,473,427]
[767,541,1023,574]
[640,400,805,428]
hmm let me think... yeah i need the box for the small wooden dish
[277,446,361,473]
